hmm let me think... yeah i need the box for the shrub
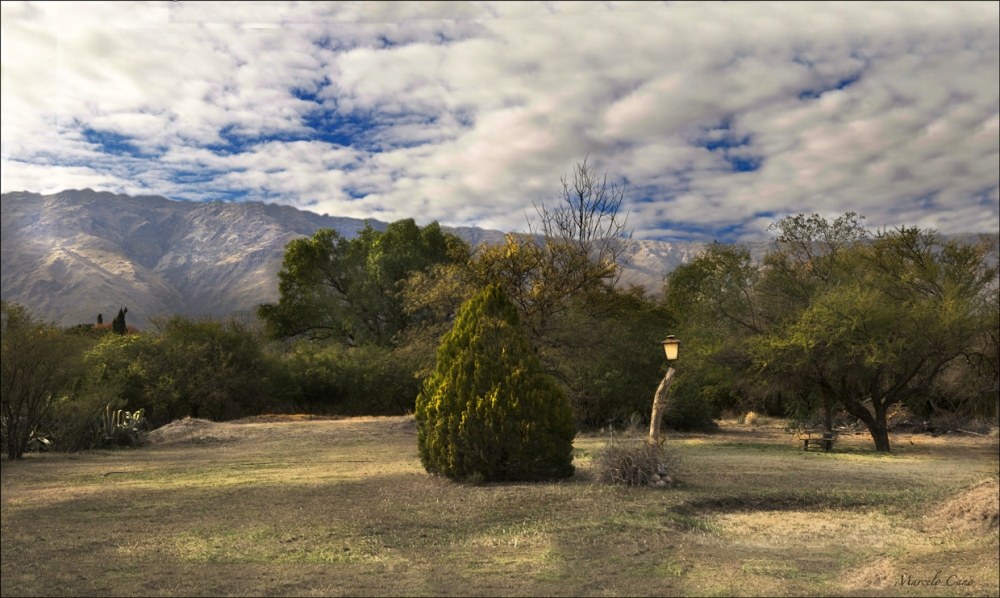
[597,440,676,486]
[286,342,422,416]
[661,373,718,432]
[43,360,129,452]
[416,285,575,482]
[2,301,87,459]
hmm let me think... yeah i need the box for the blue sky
[1,1,997,242]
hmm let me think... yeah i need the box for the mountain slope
[1,189,711,328]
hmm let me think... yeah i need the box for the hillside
[1,189,713,328]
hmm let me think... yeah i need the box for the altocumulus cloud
[1,1,997,241]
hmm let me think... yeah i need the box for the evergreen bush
[416,285,575,481]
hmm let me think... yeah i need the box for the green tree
[664,215,998,451]
[545,288,677,427]
[1,302,85,459]
[416,285,575,481]
[143,315,286,420]
[258,219,469,346]
[752,218,998,452]
[660,243,762,426]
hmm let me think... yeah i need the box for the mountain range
[1,189,745,329]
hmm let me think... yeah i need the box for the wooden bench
[799,429,837,452]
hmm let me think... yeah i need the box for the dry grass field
[1,415,997,596]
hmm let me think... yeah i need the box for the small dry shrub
[597,440,676,486]
[718,409,739,423]
[624,412,644,437]
[743,411,759,426]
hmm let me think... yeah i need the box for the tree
[258,219,469,346]
[660,243,761,426]
[112,308,128,335]
[1,302,84,459]
[416,285,575,481]
[533,154,634,287]
[97,313,103,325]
[664,214,998,451]
[752,218,998,452]
[142,315,286,420]
[472,157,634,349]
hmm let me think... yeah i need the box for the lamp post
[649,336,679,445]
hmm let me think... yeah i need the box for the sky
[1,1,998,242]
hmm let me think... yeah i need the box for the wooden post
[649,367,676,445]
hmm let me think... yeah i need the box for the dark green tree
[1,302,84,459]
[416,285,575,481]
[258,219,469,346]
[97,313,103,325]
[111,308,128,335]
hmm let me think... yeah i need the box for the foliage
[752,221,998,451]
[397,262,480,380]
[471,158,634,346]
[284,341,422,416]
[258,219,469,346]
[42,356,130,452]
[544,288,677,427]
[82,315,293,425]
[143,315,291,421]
[666,214,998,452]
[1,301,86,459]
[416,285,575,481]
[661,243,760,423]
[660,371,722,431]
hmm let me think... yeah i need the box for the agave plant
[91,404,146,448]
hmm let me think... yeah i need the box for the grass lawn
[1,415,997,596]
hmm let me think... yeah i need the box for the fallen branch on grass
[955,429,987,436]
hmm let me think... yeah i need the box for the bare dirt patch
[144,417,236,444]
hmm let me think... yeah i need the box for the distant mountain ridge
[1,189,722,328]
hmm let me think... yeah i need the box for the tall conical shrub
[112,307,128,335]
[416,284,575,481]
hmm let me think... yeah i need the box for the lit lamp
[650,335,680,446]
[661,335,680,361]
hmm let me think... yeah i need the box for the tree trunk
[837,394,892,453]
[819,388,834,436]
[6,424,26,460]
[870,398,891,452]
[868,417,891,452]
[649,368,676,445]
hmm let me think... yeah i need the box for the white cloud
[2,1,997,241]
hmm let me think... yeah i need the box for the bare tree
[531,155,634,287]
